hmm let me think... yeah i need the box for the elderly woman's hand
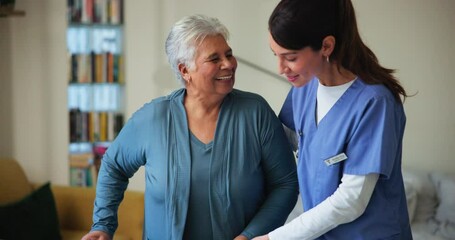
[81,231,111,240]
[252,234,270,240]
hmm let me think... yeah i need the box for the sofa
[0,158,144,240]
[403,169,455,240]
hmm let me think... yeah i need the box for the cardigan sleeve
[241,102,299,238]
[91,113,146,236]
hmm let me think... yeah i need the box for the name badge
[324,153,347,166]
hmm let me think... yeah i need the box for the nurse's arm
[282,124,298,151]
[266,173,379,240]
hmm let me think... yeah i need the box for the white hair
[165,14,230,85]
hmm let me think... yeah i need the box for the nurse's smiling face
[269,32,323,88]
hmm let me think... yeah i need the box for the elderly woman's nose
[221,57,235,69]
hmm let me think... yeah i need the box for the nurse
[254,0,412,239]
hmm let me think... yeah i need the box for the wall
[0,17,13,157]
[352,0,455,172]
[0,1,67,182]
[0,0,454,191]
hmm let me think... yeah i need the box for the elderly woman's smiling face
[182,35,237,98]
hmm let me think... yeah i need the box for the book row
[70,109,124,143]
[67,27,122,54]
[70,166,97,187]
[69,52,124,84]
[69,144,108,186]
[68,83,123,112]
[68,0,123,25]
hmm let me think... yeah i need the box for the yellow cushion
[0,158,33,204]
[52,185,97,231]
[52,185,144,240]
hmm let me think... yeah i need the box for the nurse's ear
[321,35,336,61]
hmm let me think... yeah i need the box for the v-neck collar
[311,78,360,129]
[190,131,214,150]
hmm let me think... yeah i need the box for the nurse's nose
[278,58,289,75]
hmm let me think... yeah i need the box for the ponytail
[334,0,407,102]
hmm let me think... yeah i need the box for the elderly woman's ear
[178,63,191,84]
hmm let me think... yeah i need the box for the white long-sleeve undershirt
[317,79,355,124]
[269,173,379,240]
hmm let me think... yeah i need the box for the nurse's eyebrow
[279,52,298,56]
[270,48,297,56]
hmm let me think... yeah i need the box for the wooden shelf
[0,9,25,17]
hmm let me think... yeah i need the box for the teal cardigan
[92,88,298,239]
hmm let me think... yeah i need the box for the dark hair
[269,0,407,102]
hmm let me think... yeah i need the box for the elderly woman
[82,15,298,240]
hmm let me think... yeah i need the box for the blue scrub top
[280,78,412,239]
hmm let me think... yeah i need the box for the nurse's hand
[252,234,270,240]
[81,230,111,240]
[234,235,248,240]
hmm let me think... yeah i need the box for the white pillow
[403,179,418,222]
[403,169,438,222]
[435,221,455,240]
[431,173,455,224]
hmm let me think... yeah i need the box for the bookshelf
[0,9,25,17]
[66,0,124,187]
[0,0,25,17]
